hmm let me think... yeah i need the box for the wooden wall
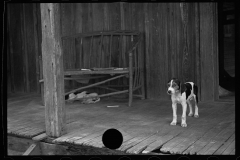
[7,3,42,94]
[7,3,218,101]
[59,3,218,101]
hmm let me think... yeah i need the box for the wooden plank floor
[7,93,235,155]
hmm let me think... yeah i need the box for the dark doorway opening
[218,2,235,101]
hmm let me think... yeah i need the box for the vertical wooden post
[40,3,66,137]
[129,51,133,107]
[199,3,218,101]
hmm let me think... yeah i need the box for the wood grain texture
[40,3,66,137]
[8,2,219,102]
[8,4,25,92]
[213,133,235,155]
[8,93,235,154]
[21,4,29,93]
[199,3,217,101]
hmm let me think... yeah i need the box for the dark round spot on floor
[102,128,123,150]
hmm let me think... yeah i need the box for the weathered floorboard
[8,93,235,155]
[213,133,235,155]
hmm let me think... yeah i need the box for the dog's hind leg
[187,100,193,117]
[193,85,199,118]
[193,96,199,118]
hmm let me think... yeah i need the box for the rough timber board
[118,136,151,152]
[8,136,34,154]
[8,120,45,135]
[66,100,135,125]
[197,125,235,155]
[7,93,235,155]
[145,105,227,154]
[8,149,23,155]
[160,136,188,153]
[8,94,40,103]
[140,122,187,154]
[221,140,235,155]
[213,133,235,155]
[66,127,105,144]
[8,123,43,135]
[73,129,106,145]
[169,137,198,154]
[19,127,45,137]
[229,149,235,155]
[53,126,103,143]
[181,106,234,154]
[182,122,235,155]
[84,135,103,147]
[204,129,235,155]
[126,134,160,154]
[142,134,176,154]
[161,118,234,154]
[7,93,40,102]
[32,133,47,141]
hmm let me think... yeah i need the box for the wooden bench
[41,30,145,107]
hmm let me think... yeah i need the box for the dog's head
[167,78,182,95]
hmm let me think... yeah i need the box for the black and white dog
[167,78,199,127]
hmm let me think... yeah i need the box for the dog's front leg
[181,102,187,127]
[170,103,177,125]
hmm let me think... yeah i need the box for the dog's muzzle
[167,90,172,95]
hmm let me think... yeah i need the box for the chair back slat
[62,30,142,70]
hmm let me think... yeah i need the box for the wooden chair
[41,30,145,107]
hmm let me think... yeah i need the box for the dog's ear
[180,83,186,94]
[174,79,181,90]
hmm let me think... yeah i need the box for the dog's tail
[194,84,198,103]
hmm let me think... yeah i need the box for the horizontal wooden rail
[62,30,141,40]
[65,74,127,96]
[66,90,129,102]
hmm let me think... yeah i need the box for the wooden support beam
[23,143,41,155]
[65,74,127,96]
[40,3,66,137]
[32,133,48,141]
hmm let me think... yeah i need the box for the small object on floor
[68,93,76,100]
[114,68,127,70]
[76,91,87,99]
[67,91,100,104]
[82,97,100,104]
[107,105,119,108]
[81,68,92,71]
[102,128,123,150]
[82,93,100,104]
